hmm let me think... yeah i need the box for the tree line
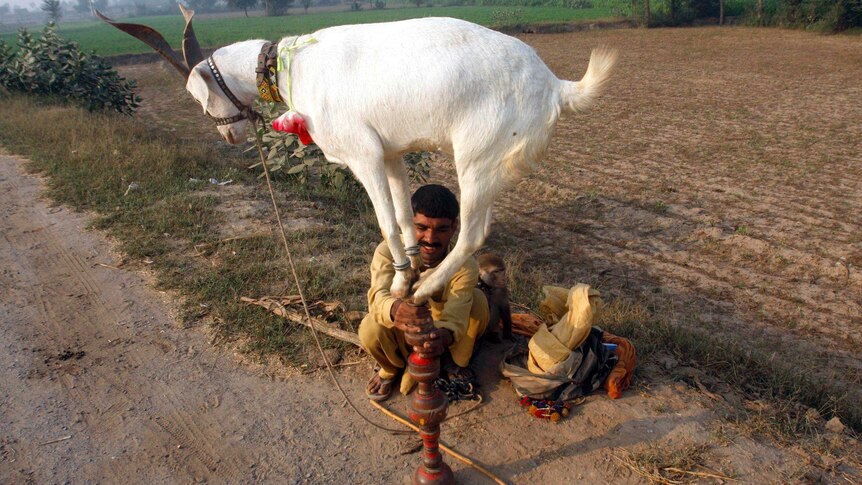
[21,0,862,32]
[632,0,861,32]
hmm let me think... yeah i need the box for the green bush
[248,102,431,189]
[759,0,862,31]
[491,7,525,25]
[0,24,140,115]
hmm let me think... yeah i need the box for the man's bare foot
[366,373,395,402]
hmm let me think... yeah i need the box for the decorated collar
[256,41,283,103]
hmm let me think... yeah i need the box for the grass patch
[596,297,861,437]
[617,442,731,484]
[0,93,377,364]
[1,6,616,57]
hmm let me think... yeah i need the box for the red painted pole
[403,302,454,485]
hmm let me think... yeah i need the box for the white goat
[99,10,616,302]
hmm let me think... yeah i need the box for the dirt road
[3,151,857,483]
[0,152,417,483]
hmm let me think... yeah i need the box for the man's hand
[415,328,454,355]
[391,300,454,354]
[390,299,430,334]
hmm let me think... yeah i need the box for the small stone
[825,417,845,434]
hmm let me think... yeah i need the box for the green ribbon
[277,35,318,111]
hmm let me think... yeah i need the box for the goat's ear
[185,65,210,114]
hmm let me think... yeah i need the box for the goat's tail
[559,47,618,113]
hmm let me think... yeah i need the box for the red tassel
[272,111,314,146]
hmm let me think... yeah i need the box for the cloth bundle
[501,284,635,401]
[527,284,601,375]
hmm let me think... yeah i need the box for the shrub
[0,24,140,115]
[248,102,431,189]
[756,0,862,32]
[491,7,525,26]
[248,102,359,189]
[264,0,293,15]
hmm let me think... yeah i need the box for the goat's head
[185,61,250,144]
[96,5,248,144]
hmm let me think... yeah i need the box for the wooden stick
[369,400,508,485]
[39,435,72,446]
[195,232,273,251]
[96,262,124,270]
[663,467,735,481]
[241,296,361,347]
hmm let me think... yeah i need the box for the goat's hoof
[390,270,412,299]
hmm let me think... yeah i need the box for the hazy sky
[3,0,47,10]
[3,0,39,8]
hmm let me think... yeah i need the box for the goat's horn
[94,9,190,78]
[178,4,204,71]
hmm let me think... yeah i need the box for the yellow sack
[527,324,572,373]
[539,285,570,322]
[527,284,602,374]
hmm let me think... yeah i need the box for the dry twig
[241,296,361,347]
[663,467,735,481]
[39,435,72,446]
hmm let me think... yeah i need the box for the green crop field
[0,6,618,57]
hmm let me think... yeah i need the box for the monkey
[477,253,514,342]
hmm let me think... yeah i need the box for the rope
[251,116,412,435]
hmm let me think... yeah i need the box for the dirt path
[3,152,857,483]
[0,152,414,484]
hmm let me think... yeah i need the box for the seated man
[359,184,489,401]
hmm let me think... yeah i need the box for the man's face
[413,212,458,268]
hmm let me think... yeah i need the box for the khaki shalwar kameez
[359,242,489,392]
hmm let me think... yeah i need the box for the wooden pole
[240,296,362,347]
[402,301,454,485]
